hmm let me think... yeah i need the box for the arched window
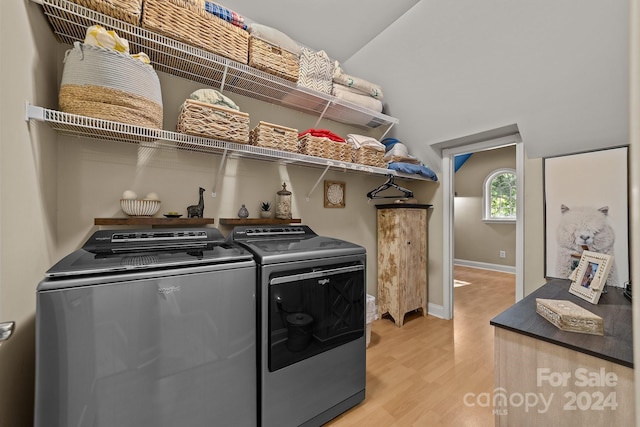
[483,168,516,222]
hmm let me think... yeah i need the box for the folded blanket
[346,134,385,151]
[205,2,248,30]
[333,62,383,100]
[187,89,240,110]
[84,25,151,64]
[85,25,129,53]
[299,128,345,142]
[381,137,401,150]
[331,83,372,98]
[332,84,383,113]
[388,162,439,181]
[249,23,301,55]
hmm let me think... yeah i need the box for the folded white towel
[346,134,385,151]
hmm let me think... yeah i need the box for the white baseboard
[454,259,516,274]
[428,302,446,319]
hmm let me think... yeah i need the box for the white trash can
[366,294,378,348]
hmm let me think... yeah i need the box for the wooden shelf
[95,217,215,226]
[218,218,302,226]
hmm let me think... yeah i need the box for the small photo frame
[568,250,614,304]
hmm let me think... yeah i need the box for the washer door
[35,265,257,427]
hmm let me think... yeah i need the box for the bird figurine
[187,187,205,218]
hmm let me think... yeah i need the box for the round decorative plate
[327,184,343,204]
[324,181,345,208]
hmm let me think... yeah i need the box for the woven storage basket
[142,0,249,64]
[249,36,299,82]
[59,42,163,129]
[249,121,298,152]
[176,99,249,143]
[297,47,333,94]
[353,146,387,168]
[299,135,353,163]
[68,0,143,25]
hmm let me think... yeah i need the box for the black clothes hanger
[367,175,414,199]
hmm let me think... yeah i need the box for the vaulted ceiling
[224,1,629,161]
[224,0,420,63]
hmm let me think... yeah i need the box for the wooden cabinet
[376,204,430,327]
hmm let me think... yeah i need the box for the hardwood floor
[326,266,515,427]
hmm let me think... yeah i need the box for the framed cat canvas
[543,146,629,287]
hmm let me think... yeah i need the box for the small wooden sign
[536,298,604,335]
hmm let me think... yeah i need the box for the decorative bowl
[120,199,161,216]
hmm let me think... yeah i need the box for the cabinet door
[397,209,427,311]
[377,209,400,314]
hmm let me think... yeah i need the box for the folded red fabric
[298,128,345,142]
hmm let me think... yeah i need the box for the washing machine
[35,228,257,427]
[228,225,366,427]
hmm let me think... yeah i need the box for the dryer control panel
[231,225,313,240]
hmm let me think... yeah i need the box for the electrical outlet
[499,251,506,258]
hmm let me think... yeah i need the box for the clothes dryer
[229,225,366,427]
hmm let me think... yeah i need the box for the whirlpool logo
[158,285,181,295]
[318,278,330,285]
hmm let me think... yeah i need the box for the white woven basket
[59,42,163,129]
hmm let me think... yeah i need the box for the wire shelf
[26,104,433,181]
[38,0,398,130]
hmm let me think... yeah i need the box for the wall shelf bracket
[312,101,332,129]
[211,148,228,198]
[25,101,45,122]
[378,121,396,141]
[306,164,331,201]
[219,65,229,92]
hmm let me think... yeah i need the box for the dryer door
[268,263,365,372]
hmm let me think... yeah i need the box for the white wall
[343,0,628,162]
[629,1,640,424]
[0,1,61,425]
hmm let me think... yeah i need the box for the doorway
[440,132,524,320]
